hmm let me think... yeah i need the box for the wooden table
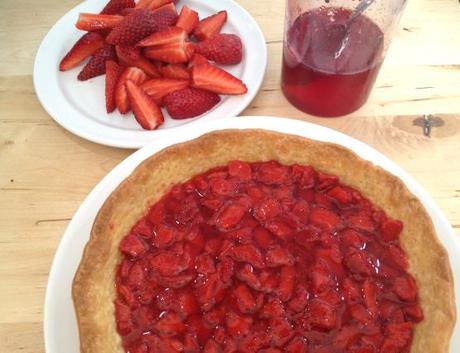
[1,0,459,351]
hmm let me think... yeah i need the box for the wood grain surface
[0,0,459,352]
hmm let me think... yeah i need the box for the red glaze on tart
[114,160,423,353]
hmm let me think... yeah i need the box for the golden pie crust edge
[72,129,456,353]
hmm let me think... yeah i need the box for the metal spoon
[334,0,376,59]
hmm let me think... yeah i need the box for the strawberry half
[176,5,199,34]
[188,53,209,67]
[105,60,122,113]
[193,10,227,41]
[59,32,104,71]
[106,9,159,45]
[143,41,194,64]
[76,13,123,31]
[77,43,117,81]
[100,0,135,15]
[192,63,247,95]
[137,26,186,47]
[161,64,190,80]
[164,87,221,119]
[115,46,161,77]
[196,33,243,65]
[125,80,164,130]
[141,78,189,104]
[115,67,148,113]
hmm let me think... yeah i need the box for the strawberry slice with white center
[59,32,104,71]
[75,13,123,31]
[160,64,190,80]
[188,53,209,67]
[137,27,187,47]
[192,63,247,95]
[125,80,164,130]
[136,0,172,10]
[193,10,227,41]
[115,67,148,114]
[176,5,199,34]
[141,78,189,105]
[143,41,195,64]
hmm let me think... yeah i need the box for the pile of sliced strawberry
[59,0,247,130]
[115,161,424,353]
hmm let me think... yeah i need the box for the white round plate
[44,116,460,352]
[34,0,267,148]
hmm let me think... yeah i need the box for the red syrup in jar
[281,7,384,117]
[115,161,423,353]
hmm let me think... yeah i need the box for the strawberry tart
[73,129,455,353]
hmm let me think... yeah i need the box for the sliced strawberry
[115,299,134,335]
[106,9,159,45]
[230,244,265,269]
[380,218,403,242]
[253,198,282,221]
[270,317,294,347]
[100,0,135,15]
[161,64,190,79]
[76,13,123,31]
[308,299,337,330]
[278,266,295,301]
[137,26,187,47]
[226,311,253,336]
[115,67,148,113]
[228,160,252,180]
[77,43,116,81]
[116,45,141,62]
[105,60,122,113]
[152,3,179,30]
[141,78,189,104]
[176,292,200,319]
[189,53,209,67]
[149,251,188,276]
[192,63,247,95]
[163,87,220,119]
[196,33,243,65]
[203,339,221,353]
[143,41,194,64]
[125,80,164,130]
[194,11,227,41]
[154,311,185,337]
[136,0,172,10]
[216,203,247,232]
[309,207,341,231]
[184,333,200,353]
[363,278,378,316]
[236,264,262,291]
[285,337,307,353]
[59,32,104,71]
[176,5,199,33]
[265,247,295,267]
[234,283,257,313]
[393,275,417,302]
[116,46,161,77]
[119,233,146,257]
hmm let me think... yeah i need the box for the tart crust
[73,129,456,353]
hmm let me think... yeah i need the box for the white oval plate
[34,0,267,148]
[44,116,459,352]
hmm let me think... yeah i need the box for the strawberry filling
[115,161,423,353]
